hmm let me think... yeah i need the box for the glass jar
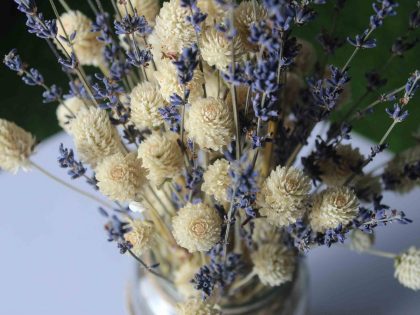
[127,260,308,315]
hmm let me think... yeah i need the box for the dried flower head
[138,132,183,186]
[154,58,204,102]
[0,119,35,173]
[117,0,160,24]
[56,97,86,133]
[201,27,244,71]
[394,247,420,291]
[186,97,233,151]
[349,230,374,252]
[56,11,104,66]
[295,39,317,75]
[251,243,296,287]
[257,166,312,227]
[70,107,124,167]
[318,145,364,186]
[96,152,146,202]
[176,299,220,315]
[130,81,165,129]
[153,0,196,55]
[124,219,155,256]
[201,159,231,203]
[174,259,202,298]
[309,187,359,232]
[172,203,222,253]
[234,1,267,51]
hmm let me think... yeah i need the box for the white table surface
[0,131,419,315]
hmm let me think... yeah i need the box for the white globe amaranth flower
[0,119,36,173]
[349,230,374,252]
[394,247,420,291]
[138,132,184,186]
[174,259,202,298]
[96,152,146,202]
[172,203,222,253]
[234,1,267,51]
[124,219,155,256]
[154,58,204,102]
[257,166,312,227]
[117,0,160,24]
[295,38,317,75]
[200,27,244,71]
[56,11,104,66]
[176,299,220,315]
[56,97,86,133]
[251,243,296,287]
[318,144,364,186]
[153,0,196,55]
[309,187,359,232]
[186,97,234,151]
[70,107,124,167]
[201,159,231,203]
[129,82,165,129]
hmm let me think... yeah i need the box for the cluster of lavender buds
[2,0,420,313]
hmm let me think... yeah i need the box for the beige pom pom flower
[201,27,244,71]
[130,82,165,129]
[394,247,420,291]
[176,299,220,315]
[349,230,374,252]
[257,166,312,227]
[186,97,234,151]
[251,243,296,287]
[174,259,201,298]
[70,107,124,167]
[202,159,231,203]
[124,219,155,256]
[138,132,183,186]
[295,39,316,75]
[56,11,104,66]
[0,119,36,173]
[96,152,146,202]
[318,145,364,186]
[234,1,267,51]
[154,58,204,102]
[153,0,196,55]
[309,187,359,232]
[172,203,222,253]
[117,0,160,24]
[56,97,86,133]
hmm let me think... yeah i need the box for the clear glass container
[127,260,308,315]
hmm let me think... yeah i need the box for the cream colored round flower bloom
[318,145,364,186]
[125,219,155,256]
[96,152,146,202]
[257,166,312,227]
[130,82,165,129]
[295,39,316,75]
[172,203,222,253]
[251,243,296,287]
[176,299,220,315]
[349,230,374,252]
[309,187,359,232]
[154,58,204,102]
[0,119,35,173]
[394,247,420,291]
[174,259,201,298]
[56,11,104,66]
[138,132,183,186]
[234,1,267,51]
[56,97,86,133]
[117,0,160,24]
[70,107,124,167]
[202,159,231,203]
[186,97,233,151]
[201,27,244,71]
[153,0,196,55]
